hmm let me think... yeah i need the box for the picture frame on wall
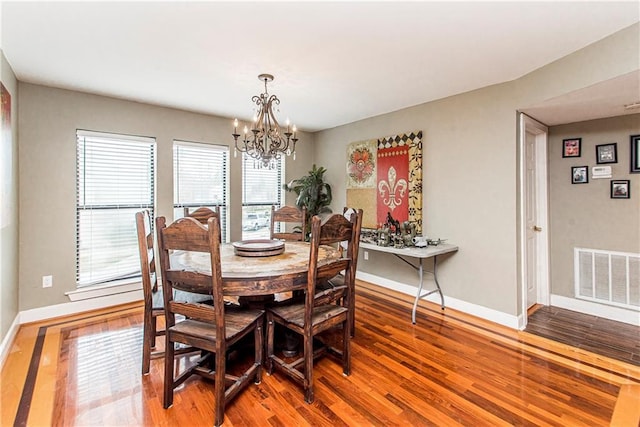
[610,180,630,199]
[562,138,581,158]
[571,166,588,184]
[630,134,640,173]
[596,143,617,164]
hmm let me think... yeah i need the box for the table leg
[433,255,445,310]
[411,255,446,324]
[393,253,447,323]
[411,259,424,324]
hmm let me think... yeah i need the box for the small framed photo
[571,166,588,184]
[596,143,617,164]
[610,180,630,199]
[631,134,640,173]
[562,138,581,158]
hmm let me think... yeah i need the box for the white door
[520,114,550,318]
[524,130,538,308]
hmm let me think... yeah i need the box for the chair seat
[269,303,348,329]
[168,309,264,344]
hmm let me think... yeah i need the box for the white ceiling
[2,1,639,132]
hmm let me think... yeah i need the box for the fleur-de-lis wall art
[378,166,407,211]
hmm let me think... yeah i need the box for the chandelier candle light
[232,73,298,168]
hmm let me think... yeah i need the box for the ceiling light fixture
[232,74,298,168]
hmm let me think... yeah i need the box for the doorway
[519,113,550,328]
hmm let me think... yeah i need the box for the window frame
[173,140,229,241]
[75,129,156,289]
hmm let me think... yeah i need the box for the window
[76,130,155,287]
[242,155,284,239]
[173,141,228,241]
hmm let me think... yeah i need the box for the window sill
[65,279,142,302]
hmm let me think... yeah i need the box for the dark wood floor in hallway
[525,305,640,366]
[2,281,640,426]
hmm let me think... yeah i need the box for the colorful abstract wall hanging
[346,131,422,232]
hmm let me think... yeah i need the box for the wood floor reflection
[3,281,640,426]
[525,305,640,366]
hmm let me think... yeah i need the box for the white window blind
[173,141,228,241]
[241,155,284,239]
[76,130,156,287]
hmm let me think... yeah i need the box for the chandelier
[232,73,298,168]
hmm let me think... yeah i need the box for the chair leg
[214,345,226,427]
[349,290,356,338]
[349,304,355,338]
[142,311,153,375]
[150,315,158,348]
[343,318,351,376]
[303,334,314,403]
[265,317,274,375]
[254,322,263,384]
[163,337,175,408]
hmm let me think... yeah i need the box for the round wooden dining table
[170,241,347,299]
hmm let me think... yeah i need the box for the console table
[359,242,459,323]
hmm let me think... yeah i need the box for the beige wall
[317,83,520,315]
[1,50,19,340]
[315,23,639,318]
[549,114,640,297]
[17,84,314,311]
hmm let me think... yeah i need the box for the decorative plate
[232,239,285,257]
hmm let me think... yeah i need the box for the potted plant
[283,164,333,238]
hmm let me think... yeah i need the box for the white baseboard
[20,290,143,324]
[356,271,520,329]
[551,294,640,326]
[0,314,21,369]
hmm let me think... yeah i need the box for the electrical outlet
[42,275,53,288]
[364,251,369,261]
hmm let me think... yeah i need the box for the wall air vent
[575,248,639,311]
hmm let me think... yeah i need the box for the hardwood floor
[525,305,640,366]
[2,281,640,426]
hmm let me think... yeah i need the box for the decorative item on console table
[374,211,419,247]
[360,228,378,244]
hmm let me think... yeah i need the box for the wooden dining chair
[135,210,212,375]
[265,213,359,403]
[270,205,307,241]
[156,215,264,427]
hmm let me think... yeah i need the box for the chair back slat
[168,301,216,323]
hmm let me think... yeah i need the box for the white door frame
[518,113,550,329]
